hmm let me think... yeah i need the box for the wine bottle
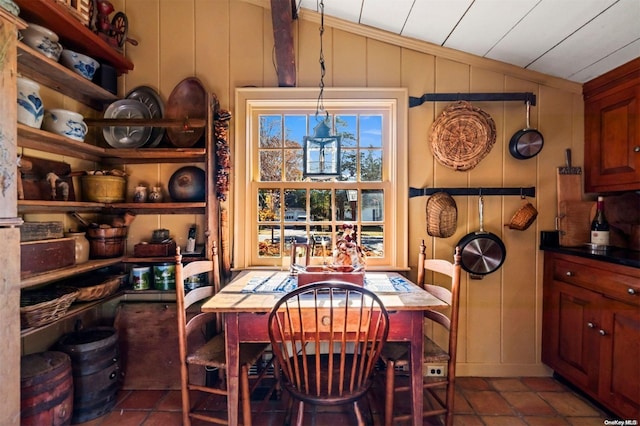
[590,196,610,246]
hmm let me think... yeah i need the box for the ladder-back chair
[381,242,462,426]
[175,243,269,425]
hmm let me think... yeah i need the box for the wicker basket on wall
[430,101,496,171]
[426,192,458,238]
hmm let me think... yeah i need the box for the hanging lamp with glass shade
[303,0,341,179]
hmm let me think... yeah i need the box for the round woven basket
[430,101,496,171]
[426,192,458,238]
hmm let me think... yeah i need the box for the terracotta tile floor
[76,376,614,425]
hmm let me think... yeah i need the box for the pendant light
[303,0,341,179]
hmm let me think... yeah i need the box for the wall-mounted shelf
[17,42,118,110]
[14,0,133,74]
[20,291,124,337]
[17,124,207,164]
[85,118,207,128]
[409,186,536,198]
[21,258,123,289]
[409,92,537,108]
[105,203,206,214]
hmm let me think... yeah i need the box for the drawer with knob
[552,255,640,306]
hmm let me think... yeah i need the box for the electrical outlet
[425,364,447,377]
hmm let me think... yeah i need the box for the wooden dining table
[201,270,448,425]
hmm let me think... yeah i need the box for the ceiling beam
[270,0,296,87]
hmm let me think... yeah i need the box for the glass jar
[65,231,90,264]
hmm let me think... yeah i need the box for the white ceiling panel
[569,38,640,82]
[298,0,362,23]
[359,0,414,34]
[296,0,640,83]
[485,0,617,67]
[402,0,473,45]
[527,0,640,79]
[443,0,539,56]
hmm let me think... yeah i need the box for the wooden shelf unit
[14,0,133,74]
[20,291,124,337]
[21,257,123,289]
[17,42,118,110]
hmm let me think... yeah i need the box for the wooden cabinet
[584,57,640,192]
[542,251,640,419]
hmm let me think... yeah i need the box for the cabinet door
[585,86,640,192]
[542,280,600,391]
[598,297,640,419]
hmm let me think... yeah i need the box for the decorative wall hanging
[430,101,496,171]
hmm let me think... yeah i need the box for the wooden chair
[381,242,462,426]
[268,281,389,426]
[175,243,270,426]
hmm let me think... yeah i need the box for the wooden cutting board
[556,149,582,213]
[558,200,596,247]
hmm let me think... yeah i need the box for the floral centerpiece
[331,224,366,271]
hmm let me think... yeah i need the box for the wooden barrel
[56,327,121,424]
[21,351,74,426]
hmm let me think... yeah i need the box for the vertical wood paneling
[160,0,195,94]
[115,0,587,376]
[297,18,327,87]
[331,29,366,86]
[402,48,435,282]
[366,39,401,86]
[262,8,279,87]
[195,0,230,105]
[229,1,266,89]
[123,0,160,91]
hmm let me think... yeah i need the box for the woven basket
[426,192,458,238]
[74,274,125,302]
[430,101,496,171]
[507,201,538,231]
[20,286,79,329]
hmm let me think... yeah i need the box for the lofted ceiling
[296,0,640,84]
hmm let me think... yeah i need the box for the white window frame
[233,87,408,271]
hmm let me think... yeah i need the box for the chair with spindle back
[268,281,389,426]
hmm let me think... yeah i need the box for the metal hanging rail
[409,92,537,108]
[409,186,536,198]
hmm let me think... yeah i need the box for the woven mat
[430,101,496,171]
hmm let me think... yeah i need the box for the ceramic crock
[42,109,88,142]
[17,77,44,128]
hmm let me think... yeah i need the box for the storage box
[21,238,76,277]
[133,241,177,257]
[297,271,365,287]
[20,222,64,242]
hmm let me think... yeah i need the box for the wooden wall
[33,0,583,377]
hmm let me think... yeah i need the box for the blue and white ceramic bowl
[60,49,100,80]
[21,23,63,61]
[17,77,44,128]
[42,109,88,142]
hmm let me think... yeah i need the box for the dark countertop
[540,244,640,269]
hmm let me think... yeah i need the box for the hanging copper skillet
[457,196,506,279]
[509,100,544,159]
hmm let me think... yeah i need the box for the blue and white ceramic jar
[17,77,44,128]
[60,49,100,80]
[42,109,88,142]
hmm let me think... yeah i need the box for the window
[234,88,408,270]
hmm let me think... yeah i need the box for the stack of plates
[103,86,165,148]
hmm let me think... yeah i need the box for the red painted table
[201,271,447,425]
